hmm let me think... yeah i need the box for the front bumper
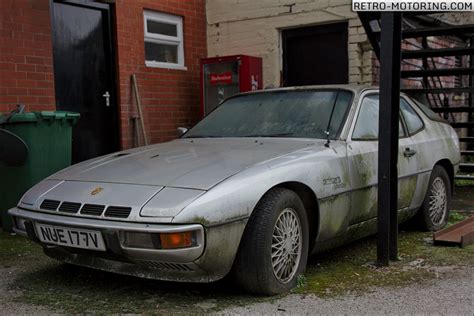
[8,207,216,282]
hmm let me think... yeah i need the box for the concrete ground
[223,266,474,314]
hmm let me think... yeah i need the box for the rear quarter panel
[409,117,460,208]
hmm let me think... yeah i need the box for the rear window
[400,98,424,135]
[412,98,448,123]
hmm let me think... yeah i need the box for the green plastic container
[0,111,80,231]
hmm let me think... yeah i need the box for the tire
[417,165,451,231]
[233,187,309,295]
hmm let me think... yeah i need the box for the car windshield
[184,90,353,139]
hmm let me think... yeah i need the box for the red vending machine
[201,55,263,116]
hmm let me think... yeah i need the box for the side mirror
[177,127,188,137]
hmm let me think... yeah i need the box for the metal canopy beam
[377,13,402,266]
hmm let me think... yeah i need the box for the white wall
[206,0,375,87]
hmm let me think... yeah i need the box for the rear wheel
[233,188,309,295]
[417,165,451,231]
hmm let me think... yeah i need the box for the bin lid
[0,112,38,124]
[38,111,81,125]
[0,111,80,125]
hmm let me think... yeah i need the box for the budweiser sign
[209,72,233,85]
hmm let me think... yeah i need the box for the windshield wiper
[184,135,222,138]
[242,133,294,138]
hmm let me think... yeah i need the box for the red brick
[17,96,38,104]
[0,95,18,103]
[28,88,50,96]
[17,79,37,88]
[16,63,36,72]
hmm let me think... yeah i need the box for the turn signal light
[160,231,194,249]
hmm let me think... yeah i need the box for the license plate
[35,223,106,251]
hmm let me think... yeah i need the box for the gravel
[223,267,474,315]
[0,265,52,315]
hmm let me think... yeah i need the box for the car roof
[237,84,378,96]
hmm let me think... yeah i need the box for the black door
[51,0,118,163]
[282,23,348,86]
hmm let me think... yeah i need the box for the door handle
[102,91,110,107]
[403,147,417,158]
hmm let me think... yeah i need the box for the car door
[346,92,419,225]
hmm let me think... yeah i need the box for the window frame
[143,10,186,70]
[349,92,408,141]
[399,96,425,136]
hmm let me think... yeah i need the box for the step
[459,137,474,143]
[402,24,474,39]
[461,150,474,156]
[431,107,474,113]
[402,47,474,59]
[452,122,474,128]
[460,163,474,173]
[402,87,474,94]
[401,67,474,78]
[434,216,474,248]
[455,174,474,181]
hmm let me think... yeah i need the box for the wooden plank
[434,217,474,247]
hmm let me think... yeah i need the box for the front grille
[104,206,131,218]
[138,260,194,272]
[40,199,60,211]
[80,204,105,216]
[58,202,81,214]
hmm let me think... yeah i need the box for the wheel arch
[434,159,454,194]
[272,181,320,251]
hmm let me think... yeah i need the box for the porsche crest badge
[90,187,104,196]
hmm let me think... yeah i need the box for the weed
[296,274,307,289]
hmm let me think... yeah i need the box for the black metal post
[377,13,402,266]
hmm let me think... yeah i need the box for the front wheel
[233,188,309,295]
[417,165,451,231]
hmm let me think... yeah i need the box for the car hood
[49,138,319,190]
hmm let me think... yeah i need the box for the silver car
[9,85,460,294]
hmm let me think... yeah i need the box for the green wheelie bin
[0,111,80,232]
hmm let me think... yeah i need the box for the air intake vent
[80,204,105,216]
[58,202,81,214]
[104,206,131,218]
[40,199,60,211]
[138,261,194,271]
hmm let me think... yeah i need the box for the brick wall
[0,0,206,151]
[114,0,207,149]
[206,0,374,87]
[0,0,55,113]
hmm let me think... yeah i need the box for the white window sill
[145,61,188,71]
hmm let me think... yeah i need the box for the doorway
[282,22,349,86]
[51,0,119,163]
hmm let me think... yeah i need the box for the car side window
[352,94,405,140]
[400,98,424,135]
